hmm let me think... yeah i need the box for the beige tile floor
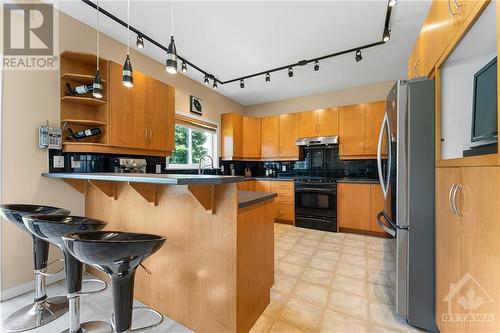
[250,223,423,333]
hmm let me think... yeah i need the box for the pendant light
[122,0,133,87]
[92,0,103,99]
[314,60,319,71]
[265,72,270,82]
[213,80,218,90]
[181,61,187,72]
[288,67,293,78]
[355,49,363,62]
[204,75,210,85]
[383,29,391,42]
[165,1,178,74]
[240,79,245,89]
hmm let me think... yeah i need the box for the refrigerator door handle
[377,113,389,199]
[377,211,396,237]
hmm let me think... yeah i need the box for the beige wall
[1,10,243,293]
[244,81,394,117]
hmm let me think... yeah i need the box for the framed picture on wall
[190,96,203,116]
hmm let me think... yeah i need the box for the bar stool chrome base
[60,321,112,333]
[2,296,68,333]
[110,306,164,333]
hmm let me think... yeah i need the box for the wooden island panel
[84,181,274,333]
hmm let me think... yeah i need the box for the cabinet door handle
[453,184,463,216]
[448,0,458,17]
[144,128,148,143]
[448,184,457,215]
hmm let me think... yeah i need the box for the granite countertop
[337,178,379,184]
[238,190,277,209]
[42,173,244,185]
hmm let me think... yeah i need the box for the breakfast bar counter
[42,172,274,333]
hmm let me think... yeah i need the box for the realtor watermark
[441,272,495,329]
[2,2,58,70]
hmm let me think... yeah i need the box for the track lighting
[240,79,245,89]
[288,67,293,78]
[136,35,144,49]
[93,0,103,99]
[204,75,209,85]
[213,80,218,90]
[388,0,397,7]
[122,0,133,87]
[166,36,178,74]
[181,61,187,73]
[355,49,363,62]
[265,72,270,82]
[122,55,133,87]
[383,29,391,42]
[314,60,319,71]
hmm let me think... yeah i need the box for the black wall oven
[295,180,337,232]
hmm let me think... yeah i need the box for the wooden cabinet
[339,101,385,159]
[221,112,243,160]
[270,181,295,224]
[261,116,280,159]
[254,180,271,192]
[108,62,174,153]
[435,167,500,332]
[278,114,299,159]
[261,115,299,160]
[365,101,386,156]
[337,182,389,237]
[242,116,261,159]
[298,108,339,138]
[237,180,255,191]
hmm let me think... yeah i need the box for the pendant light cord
[96,0,100,70]
[170,0,174,36]
[127,0,130,55]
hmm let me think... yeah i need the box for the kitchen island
[42,173,275,333]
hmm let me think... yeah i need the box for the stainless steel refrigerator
[376,78,438,332]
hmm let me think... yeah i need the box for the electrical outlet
[156,164,161,174]
[53,156,64,168]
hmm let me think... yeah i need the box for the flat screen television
[471,57,497,143]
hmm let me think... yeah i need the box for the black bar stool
[23,215,112,333]
[0,204,70,332]
[63,231,166,333]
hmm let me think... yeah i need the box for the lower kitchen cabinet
[238,180,295,224]
[435,167,500,333]
[337,182,389,237]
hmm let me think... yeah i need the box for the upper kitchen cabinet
[109,62,174,153]
[221,112,243,160]
[261,116,281,159]
[298,108,339,138]
[242,116,261,159]
[408,0,481,78]
[339,101,385,159]
[278,114,299,159]
[60,52,174,156]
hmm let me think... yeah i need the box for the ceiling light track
[81,0,393,87]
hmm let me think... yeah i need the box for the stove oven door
[295,184,337,231]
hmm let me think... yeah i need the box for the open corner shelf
[61,119,107,126]
[61,73,107,84]
[61,96,107,106]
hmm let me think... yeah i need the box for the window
[169,114,217,168]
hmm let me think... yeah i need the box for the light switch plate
[53,156,64,168]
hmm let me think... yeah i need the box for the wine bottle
[66,128,102,140]
[65,83,93,96]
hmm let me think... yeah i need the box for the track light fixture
[213,80,218,89]
[355,49,363,62]
[314,60,319,71]
[93,0,103,99]
[240,79,245,89]
[136,35,144,49]
[383,29,391,42]
[122,0,133,88]
[82,0,394,89]
[181,61,187,73]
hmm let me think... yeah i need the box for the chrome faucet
[198,154,214,175]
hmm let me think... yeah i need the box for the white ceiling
[55,0,431,106]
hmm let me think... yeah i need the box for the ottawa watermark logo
[2,2,57,70]
[441,272,495,329]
